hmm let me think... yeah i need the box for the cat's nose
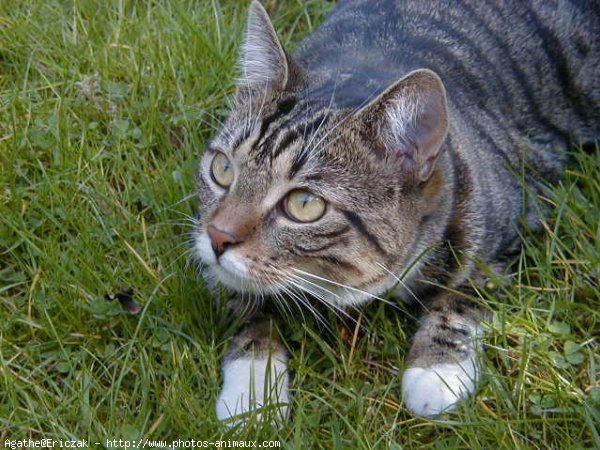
[207,224,241,258]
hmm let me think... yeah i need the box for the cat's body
[300,0,598,281]
[194,0,600,423]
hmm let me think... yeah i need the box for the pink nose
[207,225,241,258]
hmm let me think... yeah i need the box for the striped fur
[195,1,600,421]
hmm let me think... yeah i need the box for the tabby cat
[194,0,599,423]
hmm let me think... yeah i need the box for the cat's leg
[216,314,289,427]
[402,293,485,417]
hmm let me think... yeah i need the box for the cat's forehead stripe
[256,107,310,154]
[231,127,253,151]
[227,97,300,156]
[257,96,299,142]
[252,107,330,168]
[227,97,336,178]
[270,129,300,160]
[288,113,330,177]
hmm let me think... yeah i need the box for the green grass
[1,1,598,448]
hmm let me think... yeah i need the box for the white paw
[216,355,289,427]
[402,359,479,417]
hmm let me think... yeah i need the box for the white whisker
[283,272,358,323]
[266,264,349,330]
[374,262,429,312]
[290,267,401,312]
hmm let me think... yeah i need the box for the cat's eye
[210,152,234,188]
[284,189,326,222]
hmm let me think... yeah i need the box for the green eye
[285,189,326,222]
[210,152,234,187]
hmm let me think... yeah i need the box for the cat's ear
[237,1,303,95]
[359,69,448,182]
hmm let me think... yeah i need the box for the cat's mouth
[212,253,265,293]
[194,231,273,294]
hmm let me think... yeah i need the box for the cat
[193,0,600,424]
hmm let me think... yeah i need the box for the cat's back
[298,0,600,146]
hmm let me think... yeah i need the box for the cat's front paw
[216,355,289,427]
[402,359,479,417]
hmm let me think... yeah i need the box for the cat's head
[195,1,449,307]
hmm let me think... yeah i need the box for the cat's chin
[210,261,271,295]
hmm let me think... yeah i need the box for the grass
[0,0,598,448]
